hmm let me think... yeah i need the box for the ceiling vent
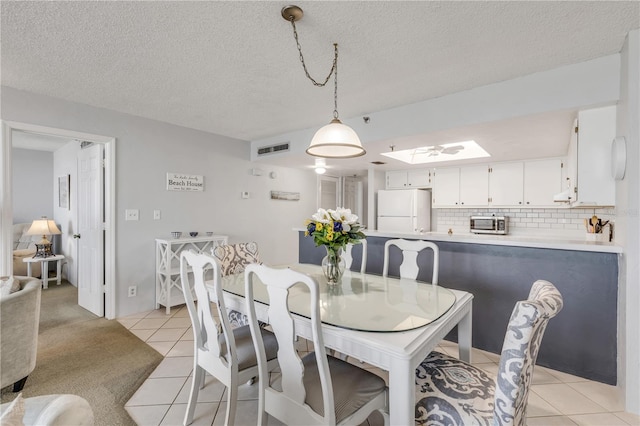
[257,142,290,156]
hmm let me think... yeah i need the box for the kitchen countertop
[360,230,622,254]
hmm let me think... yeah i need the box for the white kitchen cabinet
[433,166,489,207]
[385,169,431,189]
[566,106,617,207]
[156,235,228,314]
[459,165,489,206]
[523,158,563,206]
[489,162,524,206]
[432,167,460,207]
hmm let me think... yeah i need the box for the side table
[23,254,65,289]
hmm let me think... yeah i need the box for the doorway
[0,121,116,319]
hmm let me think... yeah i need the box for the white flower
[334,207,358,225]
[311,208,332,223]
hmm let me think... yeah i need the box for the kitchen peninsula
[298,230,620,385]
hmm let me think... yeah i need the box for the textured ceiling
[2,1,639,167]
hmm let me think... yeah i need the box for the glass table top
[220,263,456,333]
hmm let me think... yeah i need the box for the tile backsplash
[433,207,616,239]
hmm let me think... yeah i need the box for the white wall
[53,141,81,284]
[12,147,53,223]
[1,86,318,317]
[616,29,640,415]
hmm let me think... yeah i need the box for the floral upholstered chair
[212,242,261,327]
[415,280,563,426]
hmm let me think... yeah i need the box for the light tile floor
[120,306,640,426]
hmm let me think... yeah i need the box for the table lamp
[26,217,61,258]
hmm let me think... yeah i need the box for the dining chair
[179,250,278,426]
[244,263,390,425]
[382,239,439,284]
[212,241,261,327]
[343,239,368,273]
[415,280,563,426]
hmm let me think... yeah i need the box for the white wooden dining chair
[382,238,439,284]
[343,239,367,273]
[415,280,563,425]
[179,251,278,426]
[244,263,389,426]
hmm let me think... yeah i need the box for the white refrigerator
[377,189,431,233]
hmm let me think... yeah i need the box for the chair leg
[13,376,28,392]
[184,365,204,426]
[225,378,238,426]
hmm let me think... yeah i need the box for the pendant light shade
[306,118,366,158]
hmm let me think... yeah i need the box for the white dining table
[209,263,473,426]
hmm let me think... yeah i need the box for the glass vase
[322,246,345,285]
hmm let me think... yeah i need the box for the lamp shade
[26,217,61,236]
[306,118,366,158]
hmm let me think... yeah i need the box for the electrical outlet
[128,286,137,297]
[125,209,139,221]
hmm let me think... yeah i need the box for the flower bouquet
[305,208,366,284]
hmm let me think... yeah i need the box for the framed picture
[270,190,300,201]
[58,175,70,209]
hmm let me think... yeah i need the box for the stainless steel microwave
[470,215,509,234]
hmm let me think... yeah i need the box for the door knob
[73,234,81,239]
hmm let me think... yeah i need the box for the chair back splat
[383,239,439,284]
[244,264,389,426]
[343,239,368,274]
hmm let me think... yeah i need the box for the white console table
[155,235,228,314]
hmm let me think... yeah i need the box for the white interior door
[318,176,339,210]
[77,143,104,316]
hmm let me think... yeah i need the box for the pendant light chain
[289,18,340,119]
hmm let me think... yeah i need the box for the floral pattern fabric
[415,280,563,426]
[212,242,261,327]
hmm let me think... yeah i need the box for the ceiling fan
[414,145,465,157]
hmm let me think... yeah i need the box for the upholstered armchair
[0,277,42,392]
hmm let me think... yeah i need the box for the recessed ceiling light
[380,140,490,164]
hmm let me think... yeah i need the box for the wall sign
[167,173,204,192]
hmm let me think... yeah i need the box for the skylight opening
[380,140,490,164]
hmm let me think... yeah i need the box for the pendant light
[282,5,366,159]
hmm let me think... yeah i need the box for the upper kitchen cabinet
[489,162,524,206]
[523,158,563,206]
[460,165,490,206]
[385,169,431,189]
[563,106,617,207]
[432,167,460,207]
[433,165,489,207]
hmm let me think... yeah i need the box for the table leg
[42,260,49,289]
[388,358,413,426]
[458,305,473,363]
[56,259,62,285]
[27,262,32,277]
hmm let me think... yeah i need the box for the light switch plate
[125,209,139,221]
[153,210,161,220]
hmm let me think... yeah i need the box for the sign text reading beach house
[166,173,204,192]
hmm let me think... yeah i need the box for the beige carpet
[1,281,163,425]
